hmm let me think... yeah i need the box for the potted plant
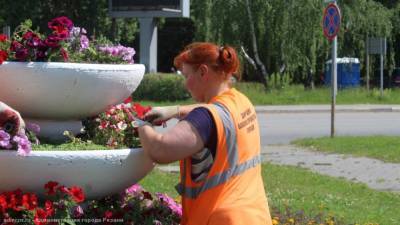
[0,17,154,199]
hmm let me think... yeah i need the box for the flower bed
[0,181,181,225]
[0,16,135,65]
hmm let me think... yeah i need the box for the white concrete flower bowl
[0,148,155,199]
[0,62,145,119]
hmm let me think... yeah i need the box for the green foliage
[190,0,396,86]
[133,73,190,101]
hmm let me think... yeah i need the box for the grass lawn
[137,83,400,106]
[140,163,400,225]
[292,136,400,163]
[235,83,400,105]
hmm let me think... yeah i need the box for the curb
[255,105,400,113]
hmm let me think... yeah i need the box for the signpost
[366,37,386,97]
[322,1,341,138]
[108,0,190,73]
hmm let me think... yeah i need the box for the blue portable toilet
[325,57,360,88]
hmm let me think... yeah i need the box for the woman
[137,42,272,225]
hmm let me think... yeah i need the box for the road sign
[367,37,386,55]
[323,3,341,41]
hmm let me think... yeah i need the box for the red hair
[174,42,241,80]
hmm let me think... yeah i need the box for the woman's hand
[0,102,25,135]
[144,105,180,125]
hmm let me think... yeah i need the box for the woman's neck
[204,81,231,103]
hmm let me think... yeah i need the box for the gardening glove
[144,105,180,125]
[0,101,26,135]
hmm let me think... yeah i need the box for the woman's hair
[174,42,241,80]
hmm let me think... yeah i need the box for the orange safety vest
[176,88,273,225]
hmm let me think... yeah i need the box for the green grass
[32,142,109,150]
[235,83,400,105]
[139,163,400,225]
[292,136,400,163]
[137,83,400,106]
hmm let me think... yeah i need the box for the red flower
[60,48,69,62]
[0,50,8,65]
[104,210,113,219]
[44,181,59,195]
[69,186,85,203]
[34,208,48,225]
[44,35,61,48]
[123,96,133,104]
[0,34,7,42]
[57,185,70,194]
[48,16,73,34]
[133,103,151,119]
[22,193,38,210]
[10,40,22,51]
[0,194,8,212]
[44,200,54,216]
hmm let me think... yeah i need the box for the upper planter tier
[0,62,145,119]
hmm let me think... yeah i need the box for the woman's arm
[178,104,207,118]
[138,120,204,164]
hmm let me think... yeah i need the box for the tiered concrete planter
[0,149,154,199]
[0,61,145,140]
[0,61,154,198]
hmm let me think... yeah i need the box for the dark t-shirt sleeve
[183,107,217,157]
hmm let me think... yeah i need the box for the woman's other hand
[0,102,25,135]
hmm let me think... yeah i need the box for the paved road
[158,105,400,145]
[258,111,400,145]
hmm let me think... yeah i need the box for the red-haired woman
[137,42,273,225]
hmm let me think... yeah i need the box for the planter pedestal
[26,119,82,140]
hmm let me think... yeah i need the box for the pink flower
[26,122,40,135]
[0,129,12,149]
[156,193,182,217]
[125,184,143,195]
[12,133,31,156]
[73,205,84,218]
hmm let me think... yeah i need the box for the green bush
[133,73,190,101]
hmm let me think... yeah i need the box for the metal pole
[2,26,10,39]
[138,18,158,73]
[366,36,370,92]
[331,35,337,138]
[380,52,383,98]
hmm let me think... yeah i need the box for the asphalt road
[258,111,400,145]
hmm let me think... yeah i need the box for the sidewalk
[262,145,400,193]
[255,104,400,113]
[158,144,400,193]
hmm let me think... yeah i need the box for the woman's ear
[198,64,209,78]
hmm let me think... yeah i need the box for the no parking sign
[323,3,341,41]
